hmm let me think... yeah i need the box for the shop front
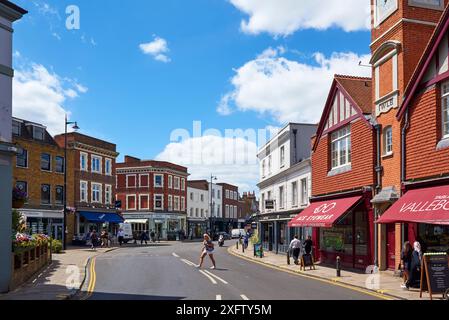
[20,209,64,240]
[187,219,208,239]
[124,219,149,239]
[376,185,449,255]
[123,213,186,241]
[75,211,124,242]
[289,192,374,270]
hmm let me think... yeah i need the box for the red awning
[288,196,363,228]
[376,185,449,225]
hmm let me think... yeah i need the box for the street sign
[115,200,122,209]
[265,200,274,210]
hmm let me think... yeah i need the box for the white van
[118,223,134,243]
[231,229,246,239]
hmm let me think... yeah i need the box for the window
[139,194,149,210]
[80,153,88,171]
[105,185,112,205]
[168,195,173,211]
[442,82,449,138]
[139,174,149,187]
[154,195,163,210]
[331,126,351,169]
[217,204,220,216]
[174,196,180,211]
[196,208,199,217]
[200,209,203,217]
[126,175,136,188]
[261,193,265,211]
[226,190,229,199]
[279,186,284,208]
[217,190,220,199]
[55,156,64,173]
[16,181,27,201]
[12,121,21,135]
[91,155,102,173]
[200,194,204,202]
[105,158,112,175]
[154,174,163,188]
[383,126,393,155]
[190,208,193,216]
[80,181,88,202]
[55,186,64,205]
[92,183,102,203]
[268,155,272,174]
[234,206,237,218]
[234,191,238,200]
[181,196,185,211]
[181,178,185,191]
[226,205,229,217]
[33,126,45,140]
[41,153,51,171]
[262,160,266,177]
[280,146,285,167]
[41,184,50,204]
[292,182,298,206]
[16,148,28,168]
[301,178,308,205]
[190,192,194,201]
[168,175,173,188]
[127,195,136,210]
[174,176,180,189]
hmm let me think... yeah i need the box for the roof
[12,117,58,146]
[187,180,209,191]
[398,3,449,119]
[334,75,372,114]
[0,0,27,14]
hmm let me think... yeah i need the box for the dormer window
[33,126,45,140]
[12,121,21,136]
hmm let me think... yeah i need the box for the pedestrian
[243,233,249,249]
[140,231,148,245]
[100,229,109,248]
[196,234,217,269]
[289,235,302,265]
[406,241,424,289]
[150,230,155,242]
[90,230,98,251]
[400,241,413,289]
[303,235,313,255]
[117,228,125,246]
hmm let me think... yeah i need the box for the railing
[10,244,51,291]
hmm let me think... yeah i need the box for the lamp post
[210,175,217,236]
[63,115,79,250]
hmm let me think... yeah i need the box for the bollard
[254,244,256,257]
[236,241,238,250]
[336,256,341,277]
[242,242,245,253]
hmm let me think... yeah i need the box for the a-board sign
[420,253,449,300]
[301,254,315,271]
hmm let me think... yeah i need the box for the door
[268,224,274,251]
[52,224,63,240]
[386,224,396,270]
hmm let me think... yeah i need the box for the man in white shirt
[289,235,302,265]
[117,229,125,246]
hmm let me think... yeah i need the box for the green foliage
[250,231,260,245]
[51,240,63,254]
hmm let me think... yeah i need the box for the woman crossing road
[196,234,217,269]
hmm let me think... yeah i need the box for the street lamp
[63,115,79,250]
[210,175,217,236]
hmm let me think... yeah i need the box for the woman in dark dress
[400,241,413,289]
[406,241,423,289]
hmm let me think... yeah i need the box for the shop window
[418,224,449,253]
[320,213,353,255]
[355,211,369,256]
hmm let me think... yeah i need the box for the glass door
[51,224,63,240]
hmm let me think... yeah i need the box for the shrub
[250,232,260,245]
[51,240,63,254]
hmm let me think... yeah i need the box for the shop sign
[420,253,449,300]
[265,200,275,210]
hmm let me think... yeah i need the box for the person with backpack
[196,234,216,269]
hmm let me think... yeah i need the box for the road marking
[216,295,222,300]
[240,294,249,300]
[181,259,196,266]
[203,270,228,284]
[81,257,97,300]
[172,253,180,258]
[199,270,217,284]
[32,279,37,284]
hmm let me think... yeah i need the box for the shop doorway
[51,224,63,240]
[155,223,163,239]
[386,224,396,270]
[268,224,274,251]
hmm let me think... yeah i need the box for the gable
[323,88,359,133]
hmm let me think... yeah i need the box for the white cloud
[218,49,371,124]
[139,36,171,63]
[229,0,371,36]
[13,63,88,135]
[52,32,61,40]
[156,135,259,192]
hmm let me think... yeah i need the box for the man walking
[303,235,313,255]
[117,228,125,246]
[140,231,148,245]
[288,235,302,265]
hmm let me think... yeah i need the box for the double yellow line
[81,257,97,300]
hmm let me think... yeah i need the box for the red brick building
[115,156,188,240]
[290,75,376,269]
[54,132,121,243]
[218,183,239,232]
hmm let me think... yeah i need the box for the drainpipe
[401,109,410,245]
[374,124,382,267]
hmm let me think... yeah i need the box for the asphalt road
[75,242,383,300]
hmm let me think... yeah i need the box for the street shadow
[77,291,186,300]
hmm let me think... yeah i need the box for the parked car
[231,229,247,239]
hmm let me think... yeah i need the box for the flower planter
[12,199,25,209]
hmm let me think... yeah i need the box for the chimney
[125,155,141,163]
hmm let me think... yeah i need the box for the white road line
[216,295,222,300]
[181,259,195,266]
[172,253,179,258]
[199,270,217,284]
[240,294,249,300]
[203,270,228,284]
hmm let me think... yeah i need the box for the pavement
[228,243,443,301]
[73,242,386,300]
[0,242,169,300]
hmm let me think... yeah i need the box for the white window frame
[268,155,272,175]
[154,174,164,188]
[139,174,149,187]
[280,146,285,167]
[126,194,137,210]
[139,194,150,210]
[80,152,88,171]
[174,176,180,190]
[80,181,88,202]
[226,190,229,199]
[442,82,449,139]
[91,183,102,203]
[383,126,393,156]
[301,178,308,205]
[279,186,284,209]
[181,196,185,211]
[91,155,102,174]
[234,206,237,219]
[168,175,173,189]
[126,174,137,188]
[105,184,112,205]
[105,158,112,176]
[226,205,229,217]
[168,195,173,211]
[154,194,164,210]
[262,159,266,178]
[181,178,185,191]
[40,153,51,172]
[292,181,298,207]
[174,196,180,211]
[330,126,351,169]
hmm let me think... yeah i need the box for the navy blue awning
[79,212,124,223]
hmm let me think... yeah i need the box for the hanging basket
[12,199,25,209]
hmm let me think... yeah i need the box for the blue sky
[11,0,372,191]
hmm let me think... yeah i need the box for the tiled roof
[335,75,372,114]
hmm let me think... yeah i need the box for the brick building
[217,183,239,233]
[12,118,75,241]
[53,132,121,242]
[377,2,449,263]
[115,156,188,240]
[289,76,376,269]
